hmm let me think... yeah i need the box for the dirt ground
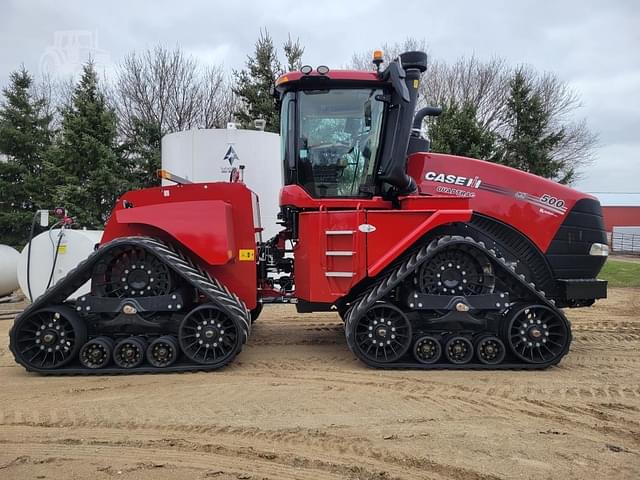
[0,289,638,480]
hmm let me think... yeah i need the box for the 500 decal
[540,194,565,209]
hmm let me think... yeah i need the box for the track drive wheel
[348,302,412,364]
[413,335,442,364]
[79,336,114,369]
[506,304,571,364]
[113,337,147,368]
[417,245,495,296]
[93,246,174,298]
[178,304,242,367]
[11,306,87,370]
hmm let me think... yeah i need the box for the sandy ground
[0,289,639,480]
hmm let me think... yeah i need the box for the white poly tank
[161,128,282,240]
[0,244,20,297]
[18,229,103,302]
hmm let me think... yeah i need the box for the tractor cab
[280,84,384,198]
[274,51,429,200]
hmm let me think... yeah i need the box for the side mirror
[381,61,410,102]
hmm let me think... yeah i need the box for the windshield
[295,88,384,197]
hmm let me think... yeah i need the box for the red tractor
[10,51,608,373]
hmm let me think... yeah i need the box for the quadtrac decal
[424,171,481,198]
[424,171,568,216]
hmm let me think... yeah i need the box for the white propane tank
[0,244,20,297]
[161,127,282,240]
[17,229,103,302]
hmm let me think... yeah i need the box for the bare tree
[200,68,237,129]
[351,42,596,183]
[348,37,429,70]
[32,73,75,130]
[530,70,598,179]
[422,56,511,131]
[115,45,234,136]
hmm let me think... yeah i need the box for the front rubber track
[345,235,572,370]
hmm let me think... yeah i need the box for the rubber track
[9,236,251,375]
[344,235,572,369]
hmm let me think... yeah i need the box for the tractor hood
[406,152,599,253]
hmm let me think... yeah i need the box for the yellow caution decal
[413,79,419,89]
[239,249,255,261]
[57,244,67,254]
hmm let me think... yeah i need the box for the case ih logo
[425,171,482,188]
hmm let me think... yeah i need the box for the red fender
[115,200,236,265]
[366,209,472,277]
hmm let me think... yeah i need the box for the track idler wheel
[413,335,442,364]
[146,335,179,368]
[506,304,571,364]
[113,337,147,368]
[348,302,412,364]
[475,335,506,365]
[178,304,242,367]
[444,335,474,364]
[10,306,87,370]
[79,336,114,369]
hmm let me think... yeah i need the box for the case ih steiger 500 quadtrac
[10,51,608,374]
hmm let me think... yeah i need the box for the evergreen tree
[496,69,569,182]
[283,35,305,72]
[50,62,129,228]
[233,30,282,132]
[233,30,304,132]
[120,116,162,189]
[0,67,54,247]
[429,101,495,159]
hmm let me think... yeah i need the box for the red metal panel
[280,184,392,210]
[407,152,593,252]
[116,200,235,265]
[366,209,472,277]
[101,182,258,309]
[295,210,366,303]
[276,70,381,86]
[602,206,640,231]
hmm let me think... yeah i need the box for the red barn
[602,206,640,232]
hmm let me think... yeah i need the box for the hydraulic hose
[46,224,65,290]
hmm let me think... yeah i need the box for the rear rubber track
[9,236,251,375]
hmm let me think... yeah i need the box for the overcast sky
[1,0,638,200]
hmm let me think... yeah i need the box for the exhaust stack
[376,51,428,195]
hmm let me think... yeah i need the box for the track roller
[79,336,114,369]
[113,337,147,368]
[444,336,474,364]
[10,306,87,370]
[348,302,412,364]
[475,335,506,365]
[146,336,179,368]
[178,304,242,366]
[413,335,442,364]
